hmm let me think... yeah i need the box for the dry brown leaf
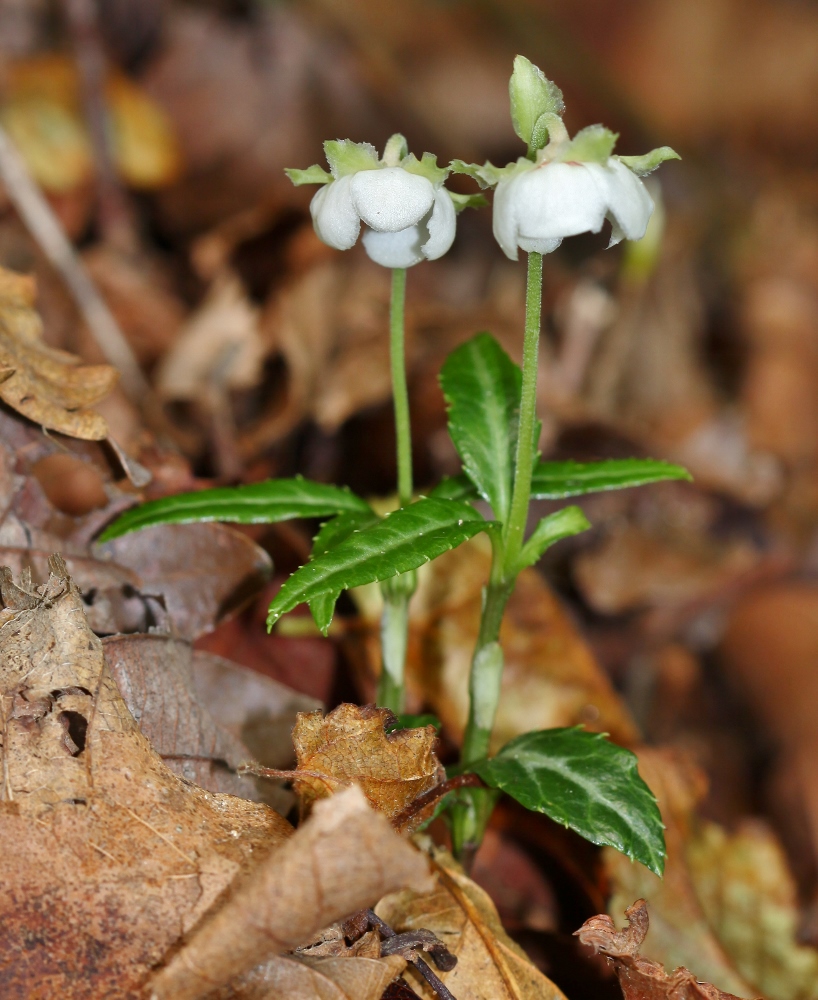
[0,555,292,999]
[0,266,117,439]
[211,953,406,1000]
[376,840,568,1000]
[576,899,755,1000]
[102,632,269,802]
[603,750,758,997]
[149,784,431,1000]
[291,703,443,825]
[95,521,272,640]
[348,536,638,751]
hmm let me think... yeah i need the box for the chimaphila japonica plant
[100,56,684,875]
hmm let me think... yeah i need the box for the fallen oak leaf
[0,266,117,439]
[148,784,432,1000]
[376,840,569,1000]
[575,899,758,1000]
[287,703,444,827]
[0,555,292,999]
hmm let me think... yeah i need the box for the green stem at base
[452,252,544,861]
[377,267,415,712]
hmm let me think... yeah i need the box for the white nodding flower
[286,135,472,269]
[451,56,680,261]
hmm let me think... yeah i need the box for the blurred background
[2,1,818,996]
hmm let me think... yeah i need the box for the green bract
[509,54,565,155]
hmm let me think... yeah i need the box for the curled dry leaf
[576,899,756,1000]
[376,840,568,1000]
[603,750,758,997]
[348,536,638,751]
[149,784,431,1000]
[0,267,117,439]
[211,953,406,1000]
[0,556,292,999]
[290,703,444,825]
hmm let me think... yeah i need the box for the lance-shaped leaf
[99,478,372,540]
[514,505,591,574]
[307,509,380,633]
[440,332,521,522]
[530,458,691,500]
[427,474,478,503]
[470,728,666,876]
[267,497,494,629]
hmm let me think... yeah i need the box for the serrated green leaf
[514,505,591,573]
[440,333,521,522]
[556,124,619,164]
[385,713,442,734]
[617,146,681,176]
[471,728,666,875]
[323,139,379,178]
[530,458,691,499]
[428,474,479,503]
[267,497,493,629]
[284,164,332,186]
[448,191,489,213]
[98,478,372,541]
[401,151,449,185]
[509,55,565,153]
[305,509,381,634]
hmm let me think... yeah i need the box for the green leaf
[440,332,521,522]
[305,509,381,634]
[385,713,442,734]
[471,728,666,875]
[509,55,565,152]
[284,164,332,186]
[514,505,591,573]
[617,146,681,176]
[98,478,372,541]
[266,497,493,629]
[323,139,379,178]
[448,191,489,213]
[427,474,479,503]
[530,458,692,499]
[557,124,619,164]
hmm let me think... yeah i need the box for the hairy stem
[390,267,412,507]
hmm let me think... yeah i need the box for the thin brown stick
[0,124,152,404]
[392,773,486,832]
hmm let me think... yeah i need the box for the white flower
[492,156,654,261]
[287,137,458,269]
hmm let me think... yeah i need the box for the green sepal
[470,727,666,876]
[509,55,565,153]
[449,157,530,189]
[617,146,681,176]
[514,505,591,574]
[448,191,489,213]
[401,151,449,186]
[266,497,495,629]
[284,164,332,186]
[98,477,372,541]
[323,139,379,178]
[556,124,619,165]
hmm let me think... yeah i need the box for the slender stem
[390,267,412,507]
[377,267,414,711]
[502,251,543,572]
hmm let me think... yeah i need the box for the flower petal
[492,177,522,261]
[591,159,654,245]
[362,225,425,268]
[517,162,608,240]
[421,187,456,260]
[310,176,360,250]
[350,167,434,232]
[517,234,563,254]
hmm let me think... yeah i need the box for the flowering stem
[452,252,544,860]
[377,266,415,713]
